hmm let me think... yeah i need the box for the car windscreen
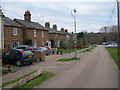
[17,47,26,49]
[23,51,33,55]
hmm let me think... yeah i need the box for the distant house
[45,22,65,48]
[59,28,74,48]
[4,17,23,51]
[45,22,74,48]
[14,10,49,48]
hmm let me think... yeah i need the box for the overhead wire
[107,1,117,26]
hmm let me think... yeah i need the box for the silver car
[106,43,118,48]
[35,47,51,55]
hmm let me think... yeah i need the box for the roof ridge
[14,18,43,26]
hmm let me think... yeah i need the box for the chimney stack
[45,22,50,28]
[61,28,64,32]
[53,24,57,30]
[65,29,68,32]
[24,10,31,22]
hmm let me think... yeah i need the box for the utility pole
[117,0,120,57]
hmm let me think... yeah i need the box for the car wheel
[16,61,22,67]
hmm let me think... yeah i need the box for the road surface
[37,45,118,88]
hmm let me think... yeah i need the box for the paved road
[37,45,118,88]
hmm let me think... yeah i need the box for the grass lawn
[61,49,80,53]
[16,72,54,89]
[1,70,37,88]
[1,69,9,75]
[107,48,120,70]
[1,69,17,76]
[62,50,75,53]
[57,58,80,61]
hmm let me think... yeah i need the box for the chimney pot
[61,28,64,32]
[45,22,50,28]
[53,24,57,30]
[65,29,68,32]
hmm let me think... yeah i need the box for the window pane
[42,30,44,37]
[5,51,11,55]
[13,28,17,35]
[34,29,37,37]
[24,51,32,54]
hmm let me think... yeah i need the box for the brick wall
[23,28,49,47]
[4,26,23,51]
[49,33,60,41]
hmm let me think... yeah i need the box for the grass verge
[79,49,91,53]
[57,58,80,61]
[1,70,37,88]
[16,71,54,89]
[107,48,120,70]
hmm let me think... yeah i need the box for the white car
[106,43,118,48]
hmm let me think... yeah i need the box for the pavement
[2,48,89,83]
[36,45,118,88]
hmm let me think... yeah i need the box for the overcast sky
[1,0,118,33]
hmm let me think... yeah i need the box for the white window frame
[42,41,44,45]
[34,29,37,37]
[13,28,17,36]
[42,30,44,37]
[34,40,37,48]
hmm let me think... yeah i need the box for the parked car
[105,41,116,45]
[102,42,107,45]
[35,47,51,55]
[14,45,35,52]
[2,49,35,67]
[106,43,118,48]
[42,45,51,50]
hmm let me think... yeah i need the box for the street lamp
[71,9,77,58]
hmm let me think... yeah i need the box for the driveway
[2,50,87,83]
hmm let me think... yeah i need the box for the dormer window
[34,29,37,37]
[13,28,17,35]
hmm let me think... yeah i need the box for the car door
[2,50,12,63]
[10,50,19,63]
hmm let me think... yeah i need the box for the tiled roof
[4,17,22,27]
[49,28,73,36]
[49,28,65,35]
[63,31,73,36]
[14,19,49,31]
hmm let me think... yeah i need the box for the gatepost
[41,52,45,62]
